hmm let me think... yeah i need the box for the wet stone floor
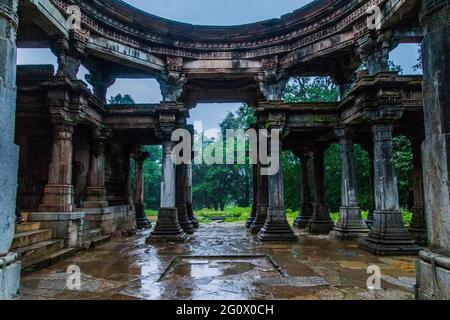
[20,222,417,300]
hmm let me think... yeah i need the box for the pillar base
[146,208,187,242]
[306,204,334,235]
[83,187,109,209]
[358,210,420,256]
[250,205,268,234]
[293,202,313,229]
[416,250,450,300]
[177,205,195,234]
[0,253,21,300]
[330,206,369,241]
[187,203,200,229]
[135,204,152,229]
[39,185,74,212]
[257,209,298,242]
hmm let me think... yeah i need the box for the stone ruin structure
[0,0,449,300]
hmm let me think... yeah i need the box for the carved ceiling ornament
[49,0,386,68]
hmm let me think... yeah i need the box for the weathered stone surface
[0,254,21,300]
[416,0,450,300]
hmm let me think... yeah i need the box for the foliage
[284,77,340,103]
[108,94,136,105]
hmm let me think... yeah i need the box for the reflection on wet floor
[20,222,417,300]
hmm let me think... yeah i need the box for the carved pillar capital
[131,148,150,164]
[52,31,88,79]
[85,71,116,103]
[256,69,288,101]
[356,29,396,76]
[158,71,186,102]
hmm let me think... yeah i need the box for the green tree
[108,94,136,105]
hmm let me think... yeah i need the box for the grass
[146,207,413,226]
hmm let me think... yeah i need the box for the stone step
[15,222,41,234]
[13,239,64,262]
[82,228,103,240]
[11,229,52,250]
[22,248,75,275]
[81,235,111,249]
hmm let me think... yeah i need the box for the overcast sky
[17,0,421,130]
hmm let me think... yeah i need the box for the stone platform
[19,223,417,300]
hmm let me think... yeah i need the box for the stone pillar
[147,141,187,242]
[186,161,199,228]
[0,0,20,299]
[131,149,151,229]
[84,129,108,209]
[359,122,419,255]
[306,147,334,234]
[409,137,427,246]
[246,163,258,228]
[330,128,369,240]
[293,151,314,228]
[250,162,269,233]
[416,0,450,300]
[39,123,75,212]
[176,163,195,234]
[258,131,297,242]
[366,147,376,228]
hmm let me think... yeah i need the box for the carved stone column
[131,149,151,229]
[409,137,427,246]
[293,151,314,228]
[250,162,269,233]
[416,0,450,300]
[85,71,115,104]
[306,147,334,235]
[0,0,20,299]
[359,121,419,255]
[39,123,75,212]
[147,141,187,242]
[176,163,195,234]
[246,162,258,228]
[258,130,297,242]
[84,129,108,209]
[330,128,369,240]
